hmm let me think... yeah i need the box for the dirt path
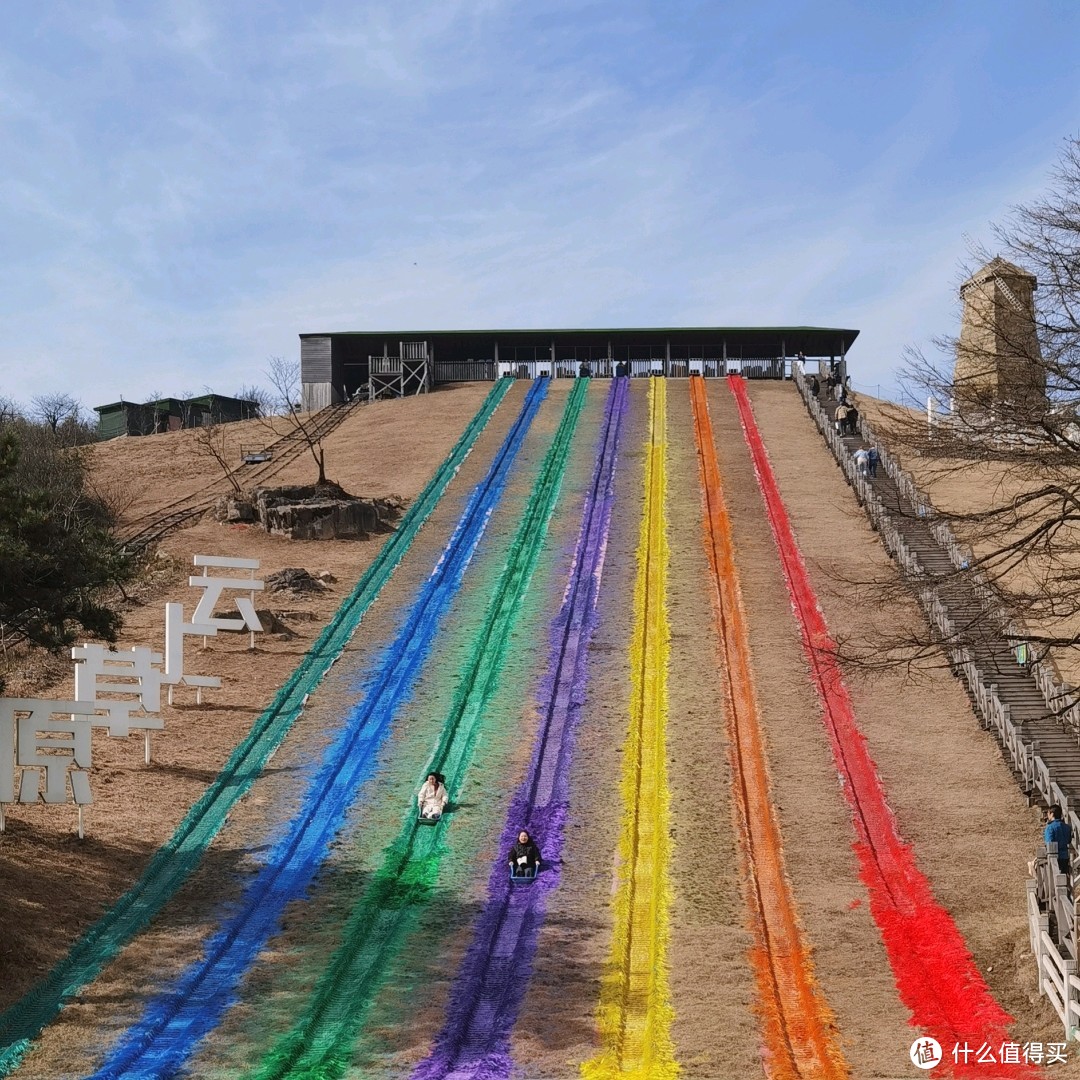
[665,381,760,1078]
[512,382,647,1077]
[689,377,848,1078]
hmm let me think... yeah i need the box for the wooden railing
[432,361,497,383]
[369,355,403,375]
[793,363,1079,730]
[792,365,923,577]
[1029,845,1080,1039]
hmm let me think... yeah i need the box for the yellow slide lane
[582,378,677,1080]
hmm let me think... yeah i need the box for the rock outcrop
[214,484,403,541]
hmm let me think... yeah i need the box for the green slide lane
[252,378,590,1080]
[0,379,512,1077]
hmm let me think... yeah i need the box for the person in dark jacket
[508,829,542,877]
[1046,805,1072,876]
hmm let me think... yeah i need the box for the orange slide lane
[689,377,849,1080]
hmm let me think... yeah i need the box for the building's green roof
[94,394,255,414]
[184,393,257,408]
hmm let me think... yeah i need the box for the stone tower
[954,256,1045,408]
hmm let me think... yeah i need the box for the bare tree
[864,136,1080,680]
[31,392,81,433]
[0,396,20,424]
[191,420,244,495]
[176,389,200,429]
[264,356,329,485]
[85,470,139,523]
[29,392,94,445]
[234,383,274,419]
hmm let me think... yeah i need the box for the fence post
[1038,914,1051,996]
[983,684,996,729]
[1029,879,1043,954]
[1065,959,1078,1040]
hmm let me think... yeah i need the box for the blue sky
[2,0,1079,407]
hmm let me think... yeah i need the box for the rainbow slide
[248,378,589,1079]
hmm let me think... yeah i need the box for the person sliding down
[417,773,449,820]
[508,829,542,878]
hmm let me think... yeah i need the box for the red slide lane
[728,376,1041,1080]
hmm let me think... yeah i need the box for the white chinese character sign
[190,555,264,647]
[163,602,221,706]
[0,698,97,838]
[0,552,265,836]
[163,555,263,701]
[72,644,165,764]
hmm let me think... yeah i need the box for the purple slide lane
[413,377,628,1080]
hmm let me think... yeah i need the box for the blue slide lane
[88,379,549,1080]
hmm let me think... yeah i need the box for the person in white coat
[417,773,449,819]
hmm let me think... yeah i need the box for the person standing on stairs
[1045,805,1072,878]
[868,446,880,477]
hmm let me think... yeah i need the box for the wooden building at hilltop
[299,325,859,410]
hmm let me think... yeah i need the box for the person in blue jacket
[1045,805,1072,875]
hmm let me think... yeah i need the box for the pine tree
[0,429,131,690]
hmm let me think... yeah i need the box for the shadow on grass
[179,858,607,1076]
